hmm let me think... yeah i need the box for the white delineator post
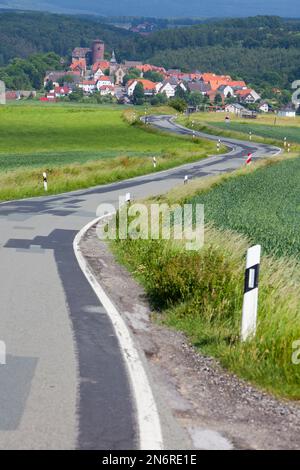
[125,192,131,204]
[152,157,157,169]
[184,175,189,185]
[241,245,261,342]
[43,172,48,192]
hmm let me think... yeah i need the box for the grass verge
[177,113,300,152]
[111,153,300,399]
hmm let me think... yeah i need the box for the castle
[72,39,105,65]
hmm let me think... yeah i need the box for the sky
[0,0,300,18]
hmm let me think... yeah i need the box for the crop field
[180,112,300,146]
[0,105,204,171]
[0,104,218,201]
[190,156,300,259]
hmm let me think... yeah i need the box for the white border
[73,215,163,450]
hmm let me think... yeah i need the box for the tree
[69,88,84,102]
[133,82,145,105]
[123,68,142,85]
[44,79,53,92]
[214,93,223,105]
[58,74,74,86]
[143,70,164,82]
[151,92,168,106]
[169,97,186,112]
[175,84,188,101]
[188,91,203,107]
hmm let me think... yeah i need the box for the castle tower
[92,39,105,64]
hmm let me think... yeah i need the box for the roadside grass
[112,153,300,399]
[0,104,218,200]
[177,112,300,151]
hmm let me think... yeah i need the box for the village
[39,38,297,116]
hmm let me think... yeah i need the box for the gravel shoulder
[80,225,300,450]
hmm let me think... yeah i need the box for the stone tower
[92,39,105,64]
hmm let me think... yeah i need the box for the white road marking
[73,215,164,450]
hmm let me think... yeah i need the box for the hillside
[0,11,138,66]
[1,12,300,91]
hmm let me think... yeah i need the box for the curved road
[0,116,280,449]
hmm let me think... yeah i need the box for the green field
[191,157,300,259]
[0,105,202,171]
[0,104,219,201]
[178,112,300,148]
[213,121,300,144]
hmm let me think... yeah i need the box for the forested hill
[139,16,300,55]
[1,11,300,91]
[0,11,138,66]
[144,16,300,90]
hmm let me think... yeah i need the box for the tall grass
[112,154,300,399]
[0,148,212,202]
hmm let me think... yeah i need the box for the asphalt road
[0,116,280,449]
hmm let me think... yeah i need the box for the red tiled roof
[92,61,110,72]
[98,76,112,82]
[70,59,86,70]
[127,78,157,90]
[235,88,252,96]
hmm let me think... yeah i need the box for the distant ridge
[0,0,300,18]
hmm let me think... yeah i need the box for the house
[217,85,234,99]
[99,85,115,96]
[72,47,91,61]
[228,80,247,89]
[96,76,113,88]
[136,64,166,76]
[225,103,250,116]
[236,89,261,103]
[278,105,296,118]
[54,86,71,98]
[157,80,176,98]
[44,71,81,88]
[93,67,104,81]
[46,92,57,101]
[92,61,110,74]
[126,79,157,97]
[188,81,211,95]
[258,102,269,113]
[5,91,18,101]
[124,60,143,68]
[79,80,96,93]
[70,59,86,76]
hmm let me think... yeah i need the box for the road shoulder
[80,225,300,451]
